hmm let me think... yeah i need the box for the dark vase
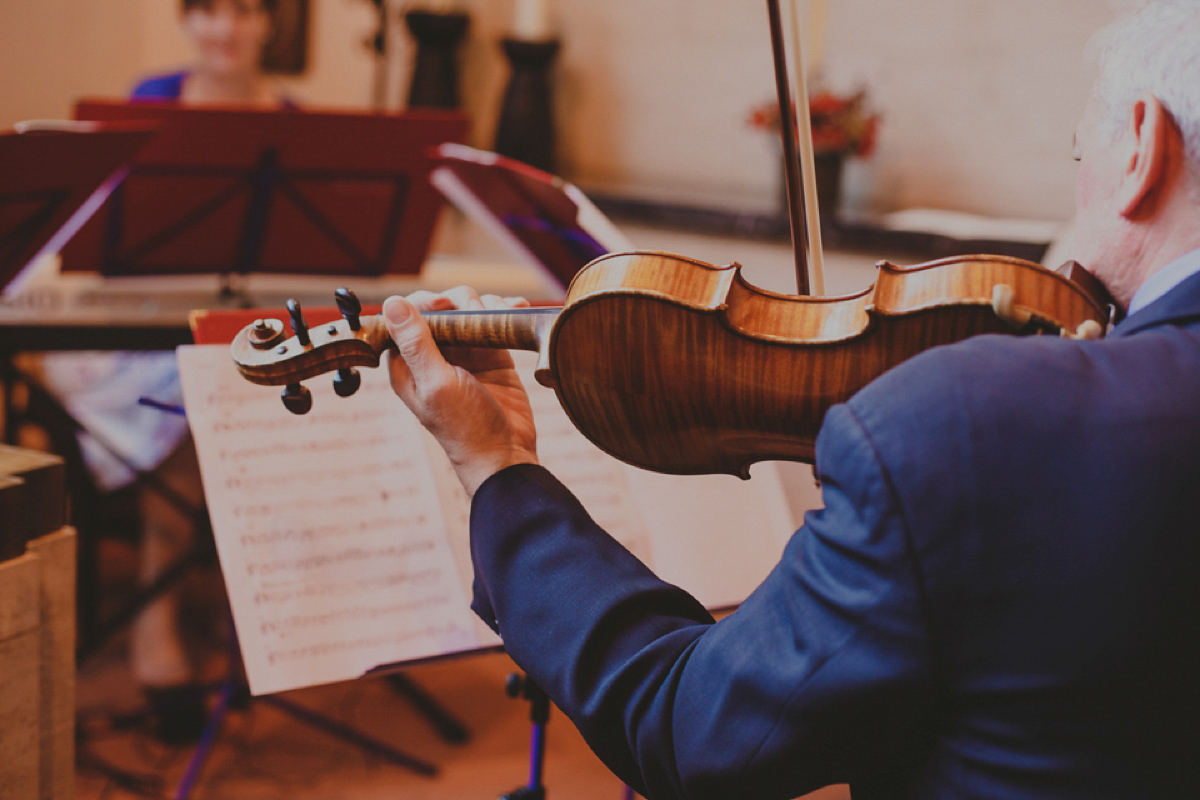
[404,10,470,110]
[780,151,844,222]
[494,38,560,175]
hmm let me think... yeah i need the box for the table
[0,254,559,353]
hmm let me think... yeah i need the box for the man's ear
[1117,91,1173,218]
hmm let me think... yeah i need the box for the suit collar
[1113,269,1200,337]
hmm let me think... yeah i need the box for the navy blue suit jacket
[469,270,1200,799]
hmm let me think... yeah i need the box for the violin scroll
[232,288,393,414]
[231,288,557,415]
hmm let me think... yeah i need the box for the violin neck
[420,307,561,352]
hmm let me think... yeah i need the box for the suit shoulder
[838,327,1200,480]
[847,334,1068,430]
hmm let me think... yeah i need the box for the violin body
[232,250,1111,478]
[543,251,1108,475]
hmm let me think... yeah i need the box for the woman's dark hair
[181,0,279,13]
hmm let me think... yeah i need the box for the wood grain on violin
[232,251,1111,477]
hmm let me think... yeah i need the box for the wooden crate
[0,446,67,560]
[1,446,74,800]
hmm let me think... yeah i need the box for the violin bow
[766,0,827,296]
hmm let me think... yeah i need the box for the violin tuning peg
[248,317,285,349]
[282,383,313,415]
[286,298,312,347]
[333,368,361,397]
[335,287,362,331]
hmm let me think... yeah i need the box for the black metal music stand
[500,673,551,800]
[170,629,443,799]
[497,673,639,800]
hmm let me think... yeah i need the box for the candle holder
[404,9,470,109]
[494,37,560,174]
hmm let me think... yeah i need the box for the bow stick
[766,0,827,296]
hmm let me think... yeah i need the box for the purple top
[131,71,188,100]
[130,70,298,108]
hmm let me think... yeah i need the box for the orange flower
[747,89,880,158]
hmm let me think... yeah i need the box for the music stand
[0,122,157,294]
[135,304,471,798]
[61,101,469,288]
[0,121,159,652]
[430,144,632,296]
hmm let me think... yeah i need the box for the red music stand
[62,101,469,280]
[0,122,157,293]
[430,144,631,294]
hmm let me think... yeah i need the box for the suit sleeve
[468,403,936,799]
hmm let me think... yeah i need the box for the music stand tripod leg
[500,672,550,800]
[260,694,438,777]
[171,624,439,799]
[75,533,213,664]
[497,673,640,800]
[172,668,239,800]
[385,671,471,744]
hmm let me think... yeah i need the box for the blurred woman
[134,0,287,107]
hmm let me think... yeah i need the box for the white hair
[1094,0,1200,182]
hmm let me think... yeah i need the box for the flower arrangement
[748,88,880,158]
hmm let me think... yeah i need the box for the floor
[73,541,852,800]
[76,642,628,800]
[72,534,617,800]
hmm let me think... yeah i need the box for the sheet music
[179,345,809,695]
[524,363,652,563]
[178,346,481,695]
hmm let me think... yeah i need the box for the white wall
[818,0,1121,219]
[0,0,1140,221]
[0,0,145,123]
[518,0,1129,220]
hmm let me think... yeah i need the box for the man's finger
[443,285,484,311]
[405,290,457,312]
[382,296,454,388]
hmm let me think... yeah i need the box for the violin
[231,250,1112,478]
[232,1,1115,478]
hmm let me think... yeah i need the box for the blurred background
[0,3,1146,798]
[0,0,1140,225]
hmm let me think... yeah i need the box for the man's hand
[382,287,539,497]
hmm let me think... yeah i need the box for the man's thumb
[383,296,439,377]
